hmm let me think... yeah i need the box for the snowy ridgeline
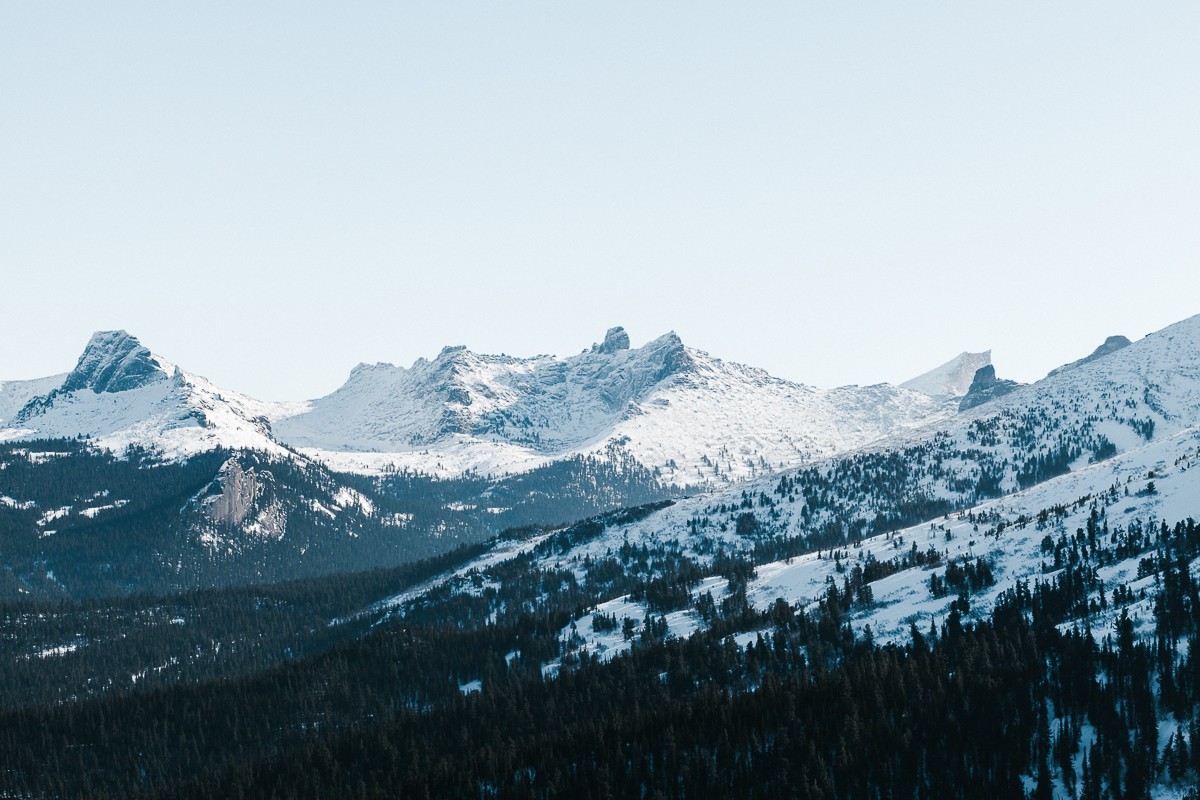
[270,327,960,486]
[2,316,1181,495]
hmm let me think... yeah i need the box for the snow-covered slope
[0,374,66,426]
[546,424,1200,666]
[376,315,1200,673]
[272,326,954,484]
[969,314,1196,424]
[0,331,284,458]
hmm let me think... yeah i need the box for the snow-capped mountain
[1,327,961,487]
[271,326,955,485]
[0,330,284,458]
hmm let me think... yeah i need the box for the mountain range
[2,325,983,485]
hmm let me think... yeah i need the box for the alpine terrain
[4,314,1200,799]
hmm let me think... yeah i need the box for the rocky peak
[1097,334,1133,352]
[640,331,693,377]
[593,326,631,354]
[959,364,1024,411]
[347,361,397,381]
[61,331,169,395]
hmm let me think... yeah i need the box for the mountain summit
[593,326,631,354]
[3,331,280,458]
[60,330,173,394]
[958,364,1024,411]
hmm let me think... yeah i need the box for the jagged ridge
[271,327,952,484]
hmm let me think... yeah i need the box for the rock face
[959,365,1024,411]
[60,330,169,394]
[205,458,265,527]
[201,457,285,540]
[13,331,171,423]
[594,326,631,354]
[0,374,66,426]
[1047,335,1133,378]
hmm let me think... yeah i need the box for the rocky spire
[593,326,631,354]
[61,330,168,394]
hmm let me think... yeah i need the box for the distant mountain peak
[61,330,171,395]
[4,330,283,458]
[901,350,992,398]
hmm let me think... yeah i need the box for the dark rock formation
[959,364,1024,411]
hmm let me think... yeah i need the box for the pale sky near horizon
[2,3,1198,400]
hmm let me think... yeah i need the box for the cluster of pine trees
[0,439,683,601]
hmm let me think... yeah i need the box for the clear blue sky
[2,3,1198,399]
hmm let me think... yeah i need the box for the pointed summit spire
[61,330,169,394]
[594,326,631,354]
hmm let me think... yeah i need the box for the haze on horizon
[2,3,1198,401]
